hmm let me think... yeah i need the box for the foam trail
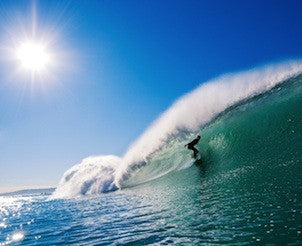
[52,60,302,198]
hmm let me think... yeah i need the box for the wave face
[52,61,302,198]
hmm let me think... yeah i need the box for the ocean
[1,62,302,245]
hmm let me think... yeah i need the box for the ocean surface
[1,62,302,245]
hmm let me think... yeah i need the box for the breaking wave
[51,60,302,199]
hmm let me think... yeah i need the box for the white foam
[53,61,302,198]
[51,155,121,199]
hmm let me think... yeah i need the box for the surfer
[184,135,201,159]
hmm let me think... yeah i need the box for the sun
[16,41,50,72]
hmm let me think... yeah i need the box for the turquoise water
[1,75,302,245]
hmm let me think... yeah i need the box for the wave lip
[51,155,121,199]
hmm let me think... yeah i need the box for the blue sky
[0,0,301,192]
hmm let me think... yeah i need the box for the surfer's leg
[193,147,198,158]
[188,145,198,158]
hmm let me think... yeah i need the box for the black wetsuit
[186,137,200,158]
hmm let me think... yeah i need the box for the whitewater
[52,60,302,199]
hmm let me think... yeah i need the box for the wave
[51,60,302,199]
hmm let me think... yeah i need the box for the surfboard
[194,157,203,166]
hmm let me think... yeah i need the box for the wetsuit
[185,137,200,158]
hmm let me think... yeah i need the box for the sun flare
[16,41,50,72]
